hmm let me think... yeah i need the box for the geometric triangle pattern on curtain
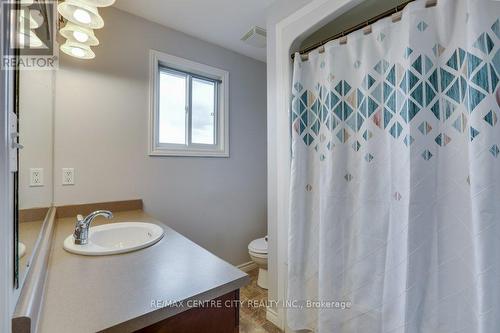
[287,0,500,332]
[292,18,500,161]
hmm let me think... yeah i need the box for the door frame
[1,0,16,330]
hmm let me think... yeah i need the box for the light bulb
[60,22,99,46]
[73,30,89,43]
[58,0,104,29]
[73,8,91,24]
[71,47,85,58]
[61,40,95,59]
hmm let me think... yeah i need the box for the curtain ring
[339,31,347,45]
[363,21,372,35]
[392,1,403,22]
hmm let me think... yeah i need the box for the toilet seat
[248,237,267,254]
[248,251,267,259]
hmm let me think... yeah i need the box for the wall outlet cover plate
[62,168,75,185]
[29,168,44,187]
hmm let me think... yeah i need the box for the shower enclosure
[287,0,500,331]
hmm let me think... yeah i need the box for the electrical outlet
[29,168,44,187]
[62,168,75,185]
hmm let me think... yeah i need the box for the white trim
[148,50,230,158]
[267,0,365,329]
[1,0,16,330]
[266,307,281,329]
[0,61,13,333]
[237,261,258,273]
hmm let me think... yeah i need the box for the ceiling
[114,0,276,62]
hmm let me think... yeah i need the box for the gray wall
[54,7,267,266]
[19,70,54,209]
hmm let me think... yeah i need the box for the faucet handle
[75,215,85,229]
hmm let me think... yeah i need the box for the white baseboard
[266,307,284,330]
[237,261,258,273]
[239,261,283,329]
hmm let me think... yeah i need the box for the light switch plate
[29,168,44,187]
[62,168,75,185]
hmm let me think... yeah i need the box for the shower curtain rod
[291,0,437,60]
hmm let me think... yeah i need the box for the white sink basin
[19,242,26,258]
[63,222,164,256]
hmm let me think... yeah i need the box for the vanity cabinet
[33,209,249,333]
[136,291,240,333]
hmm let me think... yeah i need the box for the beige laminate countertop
[38,210,249,333]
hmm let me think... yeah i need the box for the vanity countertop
[37,210,249,333]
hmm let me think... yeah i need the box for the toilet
[248,236,268,289]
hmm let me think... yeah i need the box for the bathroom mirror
[15,4,55,287]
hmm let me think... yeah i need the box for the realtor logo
[1,0,58,70]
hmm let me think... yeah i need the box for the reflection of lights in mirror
[73,8,91,24]
[60,40,95,59]
[60,22,99,46]
[57,0,104,29]
[71,47,85,57]
[81,0,116,7]
[58,0,114,59]
[73,30,89,43]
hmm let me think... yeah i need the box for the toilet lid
[248,237,267,254]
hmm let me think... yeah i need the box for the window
[149,50,229,157]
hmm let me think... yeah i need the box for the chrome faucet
[73,210,113,245]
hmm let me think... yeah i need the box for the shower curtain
[287,0,500,332]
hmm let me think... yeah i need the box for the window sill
[149,148,229,158]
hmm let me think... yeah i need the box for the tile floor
[240,269,282,333]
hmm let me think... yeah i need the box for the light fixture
[57,0,104,29]
[73,8,91,24]
[58,0,115,60]
[60,21,99,46]
[60,40,95,59]
[80,0,116,7]
[74,30,89,42]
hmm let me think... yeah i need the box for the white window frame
[149,50,229,157]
